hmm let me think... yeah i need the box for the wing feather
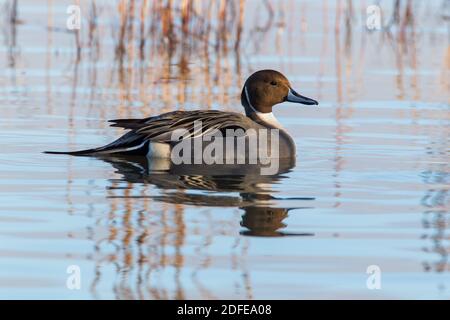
[46,110,251,155]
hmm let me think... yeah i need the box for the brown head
[241,69,318,116]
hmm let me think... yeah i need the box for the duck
[46,69,318,161]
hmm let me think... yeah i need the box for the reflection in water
[421,168,450,273]
[0,0,449,299]
[87,155,315,299]
[2,0,18,68]
[100,155,314,237]
[421,132,450,275]
[240,206,313,237]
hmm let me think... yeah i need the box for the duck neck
[241,87,295,154]
[242,86,287,131]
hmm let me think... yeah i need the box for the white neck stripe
[244,86,257,113]
[244,86,284,129]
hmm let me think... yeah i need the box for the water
[0,0,449,299]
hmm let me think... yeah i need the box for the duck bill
[285,88,318,105]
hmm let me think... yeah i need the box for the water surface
[0,0,449,299]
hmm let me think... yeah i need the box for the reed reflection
[421,138,450,275]
[87,155,314,299]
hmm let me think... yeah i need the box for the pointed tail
[44,133,148,156]
[44,148,105,155]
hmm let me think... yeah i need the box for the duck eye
[270,81,277,86]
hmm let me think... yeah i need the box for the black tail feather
[108,117,152,129]
[44,148,104,155]
[44,138,149,156]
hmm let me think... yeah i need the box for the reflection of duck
[46,70,318,160]
[100,155,315,237]
[105,155,294,192]
[239,193,314,237]
[240,207,313,237]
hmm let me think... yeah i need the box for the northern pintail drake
[46,70,318,160]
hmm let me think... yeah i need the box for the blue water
[0,0,448,299]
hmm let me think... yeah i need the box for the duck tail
[43,148,104,155]
[44,143,148,156]
[44,132,149,156]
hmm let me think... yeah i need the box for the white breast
[253,112,284,129]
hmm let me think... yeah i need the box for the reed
[1,0,18,67]
[79,0,250,64]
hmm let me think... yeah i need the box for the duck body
[52,110,295,161]
[46,70,318,163]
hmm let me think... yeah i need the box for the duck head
[241,69,318,116]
